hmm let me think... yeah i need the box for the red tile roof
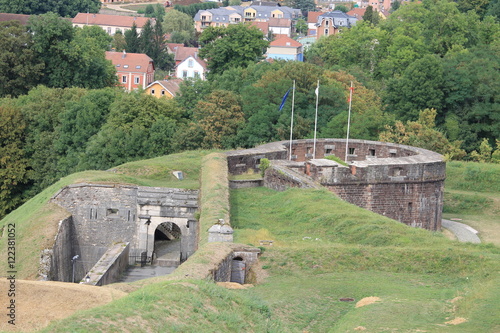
[268,18,291,27]
[347,8,366,19]
[174,46,200,63]
[72,13,152,28]
[250,21,269,35]
[105,51,154,73]
[270,36,302,47]
[0,13,31,25]
[307,11,322,24]
[166,43,184,54]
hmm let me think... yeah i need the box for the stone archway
[230,256,246,284]
[153,222,182,267]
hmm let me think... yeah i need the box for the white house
[175,55,207,80]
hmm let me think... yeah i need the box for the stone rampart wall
[226,139,445,231]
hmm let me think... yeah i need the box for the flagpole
[289,80,296,161]
[345,81,353,163]
[313,80,319,159]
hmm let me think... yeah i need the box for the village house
[193,5,301,33]
[315,11,358,39]
[266,36,303,61]
[145,79,183,98]
[167,44,208,80]
[72,13,152,35]
[105,51,155,91]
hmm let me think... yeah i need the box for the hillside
[0,150,212,280]
[0,156,498,332]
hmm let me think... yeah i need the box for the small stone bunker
[47,184,199,283]
[227,139,446,231]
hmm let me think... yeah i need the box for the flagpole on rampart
[345,81,353,163]
[289,80,296,160]
[313,80,319,159]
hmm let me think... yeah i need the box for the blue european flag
[279,89,291,111]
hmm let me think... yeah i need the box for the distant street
[442,219,481,243]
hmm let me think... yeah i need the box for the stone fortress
[42,138,445,285]
[227,138,446,231]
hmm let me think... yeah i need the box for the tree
[84,92,180,169]
[390,0,401,12]
[384,54,444,121]
[0,105,31,218]
[194,90,245,149]
[163,9,196,44]
[0,0,100,17]
[76,25,112,50]
[363,6,380,25]
[199,24,269,76]
[0,21,44,97]
[29,13,116,89]
[140,19,174,71]
[335,5,349,13]
[124,22,140,53]
[112,30,127,52]
[379,108,466,160]
[293,0,316,16]
[295,18,308,35]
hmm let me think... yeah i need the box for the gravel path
[442,219,481,243]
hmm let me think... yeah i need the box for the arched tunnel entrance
[153,222,182,267]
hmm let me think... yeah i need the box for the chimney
[122,50,126,59]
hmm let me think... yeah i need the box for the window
[136,65,141,69]
[325,149,332,154]
[325,20,329,26]
[123,65,129,68]
[182,70,188,78]
[161,90,165,96]
[369,149,375,156]
[151,89,155,95]
[106,208,118,216]
[349,147,355,155]
[194,71,200,78]
[188,59,194,68]
[134,77,140,84]
[107,27,111,34]
[122,75,127,83]
[324,28,329,36]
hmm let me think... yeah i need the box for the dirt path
[0,279,127,332]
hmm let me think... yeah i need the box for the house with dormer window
[315,11,357,39]
[194,5,301,32]
[105,51,154,91]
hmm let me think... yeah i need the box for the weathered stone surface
[226,139,445,231]
[50,184,199,282]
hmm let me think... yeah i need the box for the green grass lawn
[4,157,500,332]
[0,150,213,279]
[229,186,499,332]
[443,161,500,246]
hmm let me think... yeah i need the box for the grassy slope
[231,187,499,332]
[0,150,213,279]
[443,161,500,245]
[3,158,499,332]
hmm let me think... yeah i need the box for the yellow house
[145,79,182,99]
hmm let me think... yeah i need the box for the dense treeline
[0,14,116,98]
[0,0,100,17]
[1,0,499,218]
[307,0,500,153]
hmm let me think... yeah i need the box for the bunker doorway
[230,257,246,284]
[153,222,182,267]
